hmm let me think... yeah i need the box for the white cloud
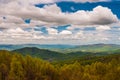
[6,28,25,33]
[0,15,24,24]
[47,28,58,35]
[59,30,72,35]
[76,31,84,36]
[0,27,119,44]
[0,0,111,5]
[0,0,55,5]
[96,25,111,30]
[0,28,45,42]
[43,4,61,13]
[73,31,84,39]
[0,28,32,40]
[0,3,118,28]
[118,28,120,30]
[119,37,120,40]
[0,1,119,44]
[110,21,120,27]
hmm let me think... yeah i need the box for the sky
[0,0,120,45]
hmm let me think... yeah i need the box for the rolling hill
[12,47,94,61]
[65,44,120,53]
[12,46,120,61]
[0,44,76,50]
[0,44,120,53]
[12,47,65,61]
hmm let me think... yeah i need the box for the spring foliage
[0,50,120,80]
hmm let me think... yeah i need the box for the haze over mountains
[0,44,120,52]
[0,44,119,61]
[0,44,75,50]
[12,47,65,61]
[0,44,120,62]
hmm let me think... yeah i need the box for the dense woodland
[12,47,120,61]
[0,50,120,80]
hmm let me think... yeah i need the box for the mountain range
[0,44,75,50]
[0,44,120,52]
[12,47,65,61]
[66,44,120,52]
[11,46,120,61]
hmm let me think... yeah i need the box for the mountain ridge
[0,43,120,53]
[11,46,120,61]
[12,47,65,61]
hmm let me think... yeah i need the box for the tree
[0,63,8,80]
[8,55,25,80]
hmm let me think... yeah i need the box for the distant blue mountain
[0,44,120,53]
[0,44,76,50]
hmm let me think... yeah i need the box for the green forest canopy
[0,50,120,80]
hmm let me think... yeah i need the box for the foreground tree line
[0,50,120,80]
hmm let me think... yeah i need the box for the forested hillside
[0,50,120,80]
[12,47,120,61]
[12,47,65,61]
[65,44,120,53]
[1,44,120,53]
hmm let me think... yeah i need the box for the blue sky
[36,1,120,18]
[0,0,120,45]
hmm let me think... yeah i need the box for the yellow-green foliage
[0,50,120,80]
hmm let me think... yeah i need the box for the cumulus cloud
[0,28,31,42]
[0,3,118,28]
[59,30,72,35]
[0,28,44,43]
[0,0,111,5]
[0,27,119,44]
[0,15,24,24]
[118,28,120,30]
[0,1,119,44]
[96,25,111,30]
[0,0,55,5]
[47,28,58,35]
